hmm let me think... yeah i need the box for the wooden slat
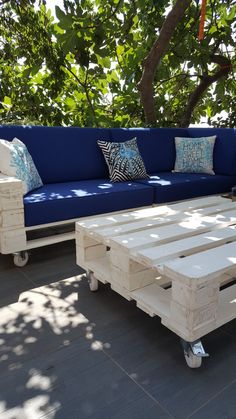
[109,208,236,254]
[86,200,236,243]
[0,208,24,229]
[25,232,75,250]
[26,218,79,231]
[136,225,236,267]
[76,195,227,231]
[217,284,236,326]
[131,283,171,318]
[162,241,236,283]
[0,175,23,211]
[83,255,111,284]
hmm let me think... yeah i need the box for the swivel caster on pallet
[13,251,29,267]
[181,338,209,368]
[87,270,99,291]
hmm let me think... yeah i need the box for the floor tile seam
[102,348,175,419]
[184,377,236,419]
[16,267,37,285]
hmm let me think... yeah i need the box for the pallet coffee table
[76,195,236,368]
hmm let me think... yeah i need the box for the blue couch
[0,125,236,265]
[1,125,236,228]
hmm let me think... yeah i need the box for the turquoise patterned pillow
[0,137,43,195]
[98,137,149,182]
[174,136,216,175]
[12,138,43,193]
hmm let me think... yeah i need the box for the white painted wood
[170,299,218,333]
[111,263,157,291]
[0,228,27,253]
[75,195,236,346]
[76,195,227,231]
[80,255,111,284]
[26,218,79,231]
[76,230,102,248]
[131,283,171,319]
[171,280,219,310]
[0,174,81,254]
[109,208,236,254]
[26,232,75,250]
[88,200,236,244]
[110,282,132,301]
[162,241,236,284]
[0,208,24,229]
[76,243,107,264]
[110,249,147,273]
[136,225,236,267]
[0,175,89,254]
[0,174,23,211]
[217,284,236,326]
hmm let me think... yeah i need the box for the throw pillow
[174,136,216,175]
[0,137,43,195]
[98,137,149,182]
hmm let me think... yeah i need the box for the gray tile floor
[0,241,236,419]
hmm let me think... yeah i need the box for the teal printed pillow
[174,136,216,175]
[98,137,149,182]
[0,137,43,195]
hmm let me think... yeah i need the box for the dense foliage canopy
[0,0,235,127]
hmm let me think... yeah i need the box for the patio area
[0,240,236,419]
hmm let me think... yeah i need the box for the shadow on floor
[0,241,236,419]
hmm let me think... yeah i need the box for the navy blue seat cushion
[137,172,236,203]
[110,128,188,173]
[187,128,236,176]
[23,179,154,226]
[0,125,110,183]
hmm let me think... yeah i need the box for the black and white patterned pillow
[98,137,149,182]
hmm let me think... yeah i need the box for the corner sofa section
[110,127,236,203]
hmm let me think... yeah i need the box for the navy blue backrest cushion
[0,125,110,183]
[187,128,236,176]
[110,128,189,173]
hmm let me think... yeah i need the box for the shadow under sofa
[0,125,236,266]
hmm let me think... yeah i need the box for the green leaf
[3,96,11,105]
[55,6,66,22]
[54,23,64,34]
[1,96,12,110]
[65,97,76,109]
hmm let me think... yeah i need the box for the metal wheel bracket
[181,338,209,358]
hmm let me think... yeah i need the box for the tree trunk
[180,54,232,127]
[137,0,192,125]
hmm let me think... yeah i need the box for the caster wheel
[180,338,207,368]
[184,350,202,368]
[13,251,29,267]
[87,271,99,291]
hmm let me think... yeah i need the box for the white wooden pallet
[0,173,79,266]
[76,195,236,349]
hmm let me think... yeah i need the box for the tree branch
[63,63,98,126]
[180,54,232,127]
[137,0,192,125]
